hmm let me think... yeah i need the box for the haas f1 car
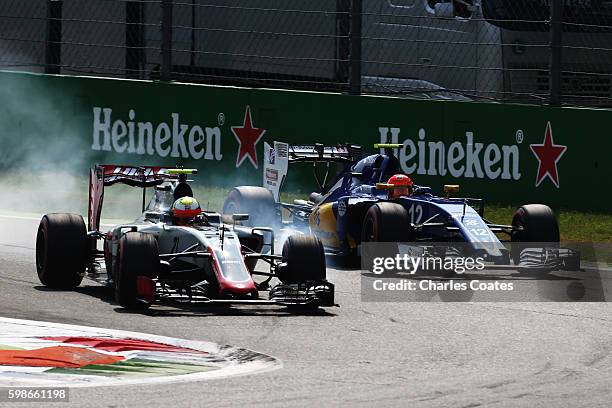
[223,142,579,271]
[35,165,335,310]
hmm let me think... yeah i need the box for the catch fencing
[2,0,612,107]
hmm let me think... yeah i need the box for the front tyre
[36,213,88,288]
[361,202,413,242]
[361,203,413,276]
[115,232,159,310]
[278,235,326,283]
[511,204,560,264]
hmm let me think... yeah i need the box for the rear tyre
[511,204,559,264]
[115,232,159,310]
[36,213,87,288]
[223,186,278,227]
[278,235,326,283]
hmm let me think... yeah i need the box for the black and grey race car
[35,165,335,310]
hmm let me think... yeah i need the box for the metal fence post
[549,0,563,106]
[126,1,144,79]
[336,0,351,89]
[349,0,362,95]
[45,0,63,74]
[161,0,173,81]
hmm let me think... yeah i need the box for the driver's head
[387,174,413,199]
[171,196,202,226]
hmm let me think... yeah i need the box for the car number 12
[408,204,423,224]
[470,228,490,237]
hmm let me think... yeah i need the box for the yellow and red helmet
[171,196,202,220]
[387,174,413,198]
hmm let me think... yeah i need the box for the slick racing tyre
[223,186,278,228]
[361,203,414,276]
[115,232,159,310]
[511,204,560,265]
[36,213,88,288]
[361,202,413,242]
[278,235,326,283]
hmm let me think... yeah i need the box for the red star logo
[529,122,567,188]
[231,106,266,168]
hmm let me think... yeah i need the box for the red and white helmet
[387,174,413,199]
[171,196,202,220]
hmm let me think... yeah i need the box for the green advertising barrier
[0,70,610,211]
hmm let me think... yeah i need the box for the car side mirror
[375,183,394,190]
[434,2,455,18]
[443,184,460,198]
[144,211,163,220]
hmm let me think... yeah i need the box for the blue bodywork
[311,153,508,260]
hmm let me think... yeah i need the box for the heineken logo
[88,105,567,191]
[90,105,266,169]
[380,123,567,188]
[379,127,522,181]
[91,107,223,161]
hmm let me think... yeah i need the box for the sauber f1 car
[223,142,580,272]
[35,165,335,310]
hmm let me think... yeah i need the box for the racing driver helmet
[387,174,413,199]
[171,196,202,225]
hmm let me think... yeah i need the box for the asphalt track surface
[1,214,611,407]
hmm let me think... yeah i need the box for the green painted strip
[48,358,218,378]
[116,358,213,368]
[0,344,25,350]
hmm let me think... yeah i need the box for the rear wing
[88,165,195,231]
[286,144,362,163]
[94,165,178,187]
[263,142,362,201]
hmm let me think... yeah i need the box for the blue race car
[224,142,576,269]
